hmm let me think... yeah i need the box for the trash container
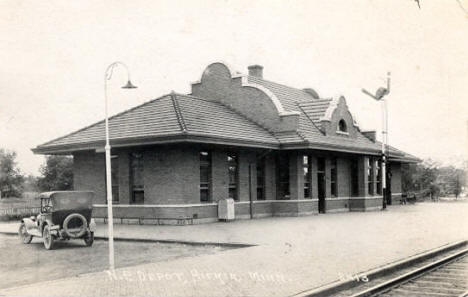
[218,198,235,221]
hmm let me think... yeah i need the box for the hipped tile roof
[34,93,279,154]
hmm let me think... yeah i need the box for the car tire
[84,231,94,247]
[63,213,88,238]
[43,225,55,250]
[18,223,33,244]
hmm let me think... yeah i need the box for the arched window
[338,119,347,132]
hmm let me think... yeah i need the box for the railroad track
[295,241,468,297]
[347,248,468,297]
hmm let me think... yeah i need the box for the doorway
[317,157,326,213]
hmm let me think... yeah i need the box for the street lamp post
[104,61,137,270]
[362,72,391,210]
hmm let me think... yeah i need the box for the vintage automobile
[18,191,96,250]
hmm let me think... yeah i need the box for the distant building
[33,62,419,224]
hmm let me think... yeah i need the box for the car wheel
[43,225,55,250]
[84,232,94,247]
[18,223,33,244]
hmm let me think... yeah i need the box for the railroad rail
[351,248,468,297]
[295,240,468,297]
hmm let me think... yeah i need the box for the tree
[402,158,467,199]
[0,149,25,198]
[402,159,439,192]
[436,166,466,198]
[23,175,39,193]
[37,155,73,191]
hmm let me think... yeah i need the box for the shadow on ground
[0,234,234,289]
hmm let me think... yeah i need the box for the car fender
[21,218,37,233]
[89,218,96,232]
[41,219,58,232]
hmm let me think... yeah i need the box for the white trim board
[325,197,349,201]
[236,199,318,204]
[349,196,383,200]
[93,203,217,208]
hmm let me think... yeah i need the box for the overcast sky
[1,0,467,175]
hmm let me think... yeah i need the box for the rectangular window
[367,158,374,196]
[303,155,311,198]
[351,158,359,197]
[376,160,382,195]
[130,152,144,204]
[111,155,119,203]
[330,158,337,197]
[256,157,265,200]
[200,151,211,202]
[227,153,238,200]
[277,154,290,199]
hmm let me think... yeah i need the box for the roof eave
[389,157,422,164]
[32,134,280,155]
[281,140,380,154]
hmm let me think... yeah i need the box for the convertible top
[38,191,94,212]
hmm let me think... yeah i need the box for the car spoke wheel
[84,231,94,247]
[43,225,55,250]
[18,223,32,244]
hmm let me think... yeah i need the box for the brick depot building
[33,62,419,224]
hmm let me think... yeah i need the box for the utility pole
[362,72,391,210]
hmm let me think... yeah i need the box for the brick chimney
[248,65,263,78]
[362,131,376,142]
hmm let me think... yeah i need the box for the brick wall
[321,96,359,138]
[326,198,349,212]
[253,201,273,217]
[117,151,131,204]
[75,145,402,222]
[238,151,257,201]
[337,157,351,197]
[211,150,228,202]
[390,163,402,194]
[73,151,106,204]
[289,152,303,200]
[390,162,402,204]
[358,156,369,197]
[264,153,276,200]
[311,156,318,199]
[143,146,199,204]
[349,197,382,211]
[191,62,299,132]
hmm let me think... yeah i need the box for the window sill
[336,131,349,136]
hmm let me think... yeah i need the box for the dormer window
[338,119,348,133]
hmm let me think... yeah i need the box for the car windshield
[41,198,53,213]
